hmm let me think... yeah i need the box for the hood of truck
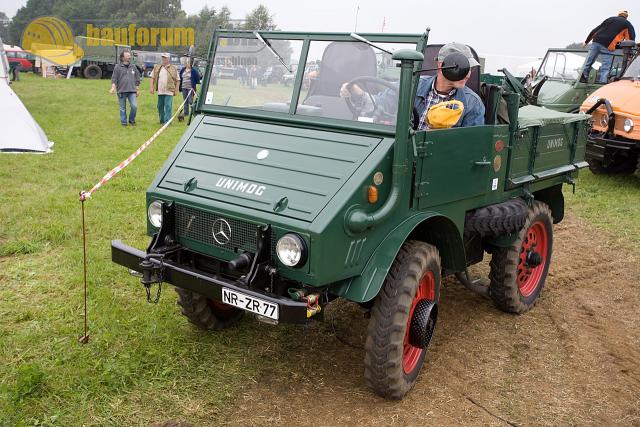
[580,80,640,114]
[157,115,384,222]
[536,80,573,105]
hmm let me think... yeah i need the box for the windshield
[538,50,623,81]
[539,51,589,80]
[622,56,640,79]
[204,35,417,127]
[205,36,303,108]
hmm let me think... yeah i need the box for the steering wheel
[343,76,399,120]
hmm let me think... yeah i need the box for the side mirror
[441,52,470,82]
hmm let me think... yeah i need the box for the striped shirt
[417,79,457,130]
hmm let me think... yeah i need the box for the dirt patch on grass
[220,212,640,426]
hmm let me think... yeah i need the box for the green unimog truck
[111,29,589,399]
[531,47,626,113]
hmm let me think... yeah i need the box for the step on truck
[111,30,590,399]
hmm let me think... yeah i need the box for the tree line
[0,0,277,56]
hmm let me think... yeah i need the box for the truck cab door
[414,125,499,209]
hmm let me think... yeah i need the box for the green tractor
[112,30,589,399]
[502,46,628,113]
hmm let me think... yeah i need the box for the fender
[330,212,466,303]
[533,184,564,224]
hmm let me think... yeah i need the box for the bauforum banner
[21,16,195,66]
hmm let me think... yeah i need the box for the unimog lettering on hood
[215,177,266,196]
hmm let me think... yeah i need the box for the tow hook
[525,250,542,267]
[288,288,322,318]
[138,254,165,303]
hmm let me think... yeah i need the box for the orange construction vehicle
[581,41,640,175]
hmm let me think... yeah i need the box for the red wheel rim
[403,271,435,375]
[517,220,549,298]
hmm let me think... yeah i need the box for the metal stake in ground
[76,92,192,343]
[78,197,90,344]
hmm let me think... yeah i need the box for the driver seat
[306,41,378,98]
[301,41,378,120]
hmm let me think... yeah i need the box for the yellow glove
[425,100,464,129]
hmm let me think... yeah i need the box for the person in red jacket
[580,10,635,83]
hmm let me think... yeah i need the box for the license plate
[221,288,279,320]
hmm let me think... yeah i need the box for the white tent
[0,43,9,84]
[0,39,53,153]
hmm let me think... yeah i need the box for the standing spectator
[178,60,202,122]
[249,65,258,89]
[150,53,179,125]
[10,61,21,82]
[110,51,140,126]
[581,10,635,83]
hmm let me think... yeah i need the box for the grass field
[0,73,638,426]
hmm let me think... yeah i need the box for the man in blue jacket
[340,42,484,129]
[580,10,635,83]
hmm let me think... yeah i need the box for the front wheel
[175,288,243,330]
[364,241,440,400]
[489,201,553,314]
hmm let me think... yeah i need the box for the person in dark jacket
[110,51,141,126]
[177,60,202,121]
[580,10,635,83]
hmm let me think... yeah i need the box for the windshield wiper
[253,31,292,73]
[350,32,392,55]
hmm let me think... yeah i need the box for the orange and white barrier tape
[79,88,196,201]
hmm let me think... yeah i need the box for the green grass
[1,73,638,425]
[565,169,640,245]
[208,78,298,107]
[0,73,297,426]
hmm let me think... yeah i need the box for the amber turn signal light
[368,186,378,204]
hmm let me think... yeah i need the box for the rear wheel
[83,64,102,79]
[489,201,553,314]
[175,288,243,330]
[364,241,440,399]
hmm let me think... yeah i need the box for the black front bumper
[111,240,309,323]
[586,133,640,161]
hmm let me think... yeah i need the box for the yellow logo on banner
[21,16,83,66]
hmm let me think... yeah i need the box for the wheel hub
[525,250,542,267]
[408,300,438,349]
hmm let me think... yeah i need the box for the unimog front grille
[175,204,275,255]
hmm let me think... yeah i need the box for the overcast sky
[3,0,638,57]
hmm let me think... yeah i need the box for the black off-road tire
[175,288,243,330]
[588,155,637,175]
[634,154,640,179]
[489,201,553,314]
[364,240,441,400]
[83,64,102,79]
[587,158,607,174]
[464,198,528,237]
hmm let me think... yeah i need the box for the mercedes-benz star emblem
[212,219,232,245]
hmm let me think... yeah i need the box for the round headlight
[276,234,307,268]
[147,200,163,228]
[624,118,634,132]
